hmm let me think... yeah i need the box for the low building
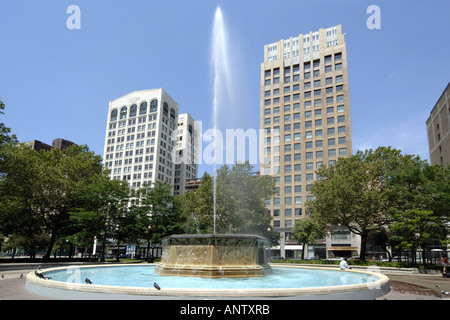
[22,138,76,151]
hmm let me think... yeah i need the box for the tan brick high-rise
[260,25,353,258]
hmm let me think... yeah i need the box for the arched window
[140,102,147,115]
[150,99,158,113]
[120,107,127,119]
[170,108,176,121]
[110,109,118,121]
[163,102,169,116]
[130,104,137,117]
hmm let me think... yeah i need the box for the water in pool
[44,265,373,290]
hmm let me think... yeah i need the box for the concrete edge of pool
[25,264,390,300]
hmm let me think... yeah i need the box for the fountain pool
[26,264,390,300]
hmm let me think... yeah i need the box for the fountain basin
[155,234,271,278]
[25,264,390,300]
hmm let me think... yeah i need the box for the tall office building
[103,88,179,189]
[260,25,353,258]
[426,82,450,165]
[174,113,199,195]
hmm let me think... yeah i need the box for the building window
[150,99,158,113]
[139,102,147,115]
[110,109,118,121]
[130,105,137,117]
[120,107,128,119]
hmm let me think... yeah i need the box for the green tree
[182,162,276,236]
[387,162,449,261]
[70,175,130,260]
[0,98,17,150]
[136,181,185,244]
[308,146,421,261]
[291,215,327,259]
[182,172,215,234]
[0,144,103,258]
[389,209,447,263]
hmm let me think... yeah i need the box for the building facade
[103,88,179,189]
[426,82,450,165]
[260,25,353,258]
[23,138,76,151]
[174,113,199,195]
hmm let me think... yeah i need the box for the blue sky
[1,0,449,177]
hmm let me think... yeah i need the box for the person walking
[441,254,448,278]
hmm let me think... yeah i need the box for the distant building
[22,138,76,151]
[184,178,202,193]
[426,82,450,165]
[174,113,199,195]
[52,138,76,150]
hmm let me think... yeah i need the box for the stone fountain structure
[155,234,272,278]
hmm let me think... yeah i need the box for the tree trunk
[44,232,57,259]
[359,234,367,261]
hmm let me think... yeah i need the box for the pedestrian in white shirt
[339,258,351,270]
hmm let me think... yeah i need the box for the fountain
[150,7,273,280]
[155,234,271,278]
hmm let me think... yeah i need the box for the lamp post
[147,225,154,263]
[267,227,272,259]
[100,222,108,262]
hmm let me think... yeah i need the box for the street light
[100,222,108,262]
[147,225,153,263]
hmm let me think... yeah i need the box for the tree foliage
[0,143,104,258]
[183,162,276,236]
[136,181,186,244]
[307,146,435,260]
[291,215,327,259]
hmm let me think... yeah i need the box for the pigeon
[435,284,441,288]
[20,273,24,279]
[85,278,92,284]
[34,271,49,279]
[153,282,161,290]
[1,274,4,279]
